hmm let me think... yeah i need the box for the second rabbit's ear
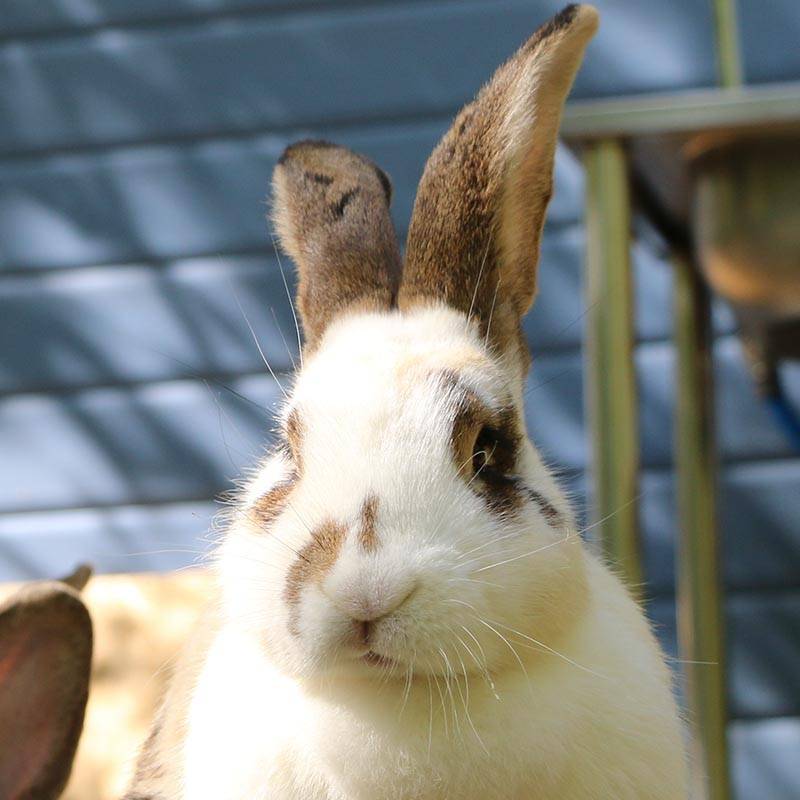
[272,140,403,352]
[399,4,598,368]
[0,574,93,800]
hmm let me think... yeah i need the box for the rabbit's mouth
[362,650,397,670]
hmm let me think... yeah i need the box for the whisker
[464,442,498,490]
[120,547,206,558]
[472,531,574,573]
[271,235,304,370]
[451,637,490,756]
[438,647,462,739]
[523,367,574,398]
[448,598,531,690]
[431,670,450,740]
[232,287,290,402]
[483,276,501,347]
[473,616,531,689]
[270,306,297,372]
[446,576,505,590]
[227,500,312,564]
[466,239,492,332]
[457,528,525,561]
[542,300,598,349]
[204,378,253,472]
[665,656,718,666]
[491,619,608,680]
[577,494,641,537]
[398,650,416,718]
[426,675,434,758]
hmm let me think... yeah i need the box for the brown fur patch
[283,520,347,635]
[285,409,304,471]
[250,478,296,530]
[358,495,379,553]
[398,5,597,369]
[526,488,563,527]
[272,140,402,352]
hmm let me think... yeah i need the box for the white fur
[173,307,689,800]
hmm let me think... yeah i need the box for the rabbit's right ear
[272,140,403,352]
[0,571,93,800]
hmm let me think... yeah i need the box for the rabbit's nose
[329,577,417,627]
[347,585,416,647]
[352,584,416,621]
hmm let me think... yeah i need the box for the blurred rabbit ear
[272,140,403,352]
[0,572,93,800]
[399,4,598,367]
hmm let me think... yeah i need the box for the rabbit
[125,5,689,799]
[0,565,93,800]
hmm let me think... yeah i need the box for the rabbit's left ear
[399,4,598,368]
[0,572,93,800]
[272,140,403,352]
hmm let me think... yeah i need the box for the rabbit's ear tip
[572,4,600,23]
[559,4,599,26]
[572,4,600,35]
[536,4,599,45]
[276,139,339,167]
[60,563,93,592]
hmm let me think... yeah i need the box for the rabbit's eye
[472,424,517,481]
[472,427,493,473]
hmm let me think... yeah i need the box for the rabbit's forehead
[292,307,505,414]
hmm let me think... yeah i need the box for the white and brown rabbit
[0,566,93,800]
[125,5,688,799]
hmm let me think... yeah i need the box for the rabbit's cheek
[283,519,348,637]
[292,589,355,661]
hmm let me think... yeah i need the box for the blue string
[765,374,800,453]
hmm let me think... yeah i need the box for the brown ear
[399,4,598,368]
[272,140,403,351]
[0,576,93,800]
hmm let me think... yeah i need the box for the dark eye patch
[438,372,559,523]
[443,378,524,513]
[470,412,525,515]
[472,416,520,480]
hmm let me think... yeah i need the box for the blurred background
[0,0,799,797]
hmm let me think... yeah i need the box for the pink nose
[332,580,417,648]
[349,586,414,648]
